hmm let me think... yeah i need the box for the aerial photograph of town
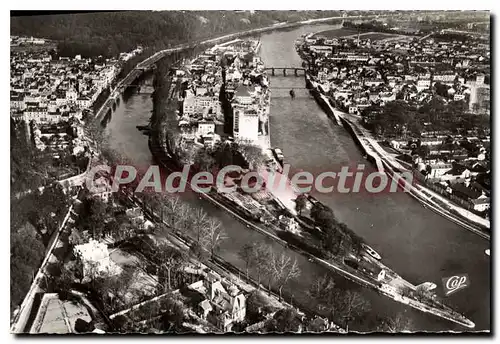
[10,9,491,334]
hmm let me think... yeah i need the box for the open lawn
[357,32,404,41]
[313,29,405,42]
[312,28,358,39]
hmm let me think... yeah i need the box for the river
[103,24,490,332]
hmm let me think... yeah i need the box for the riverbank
[303,69,490,238]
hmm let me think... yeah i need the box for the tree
[10,222,45,311]
[262,247,277,295]
[29,184,69,237]
[190,207,209,245]
[414,285,430,302]
[155,244,187,292]
[112,315,137,333]
[238,142,266,170]
[254,244,272,289]
[162,195,186,229]
[246,290,279,322]
[193,148,216,172]
[266,307,303,333]
[239,243,256,279]
[310,203,336,227]
[321,227,343,257]
[189,241,208,265]
[158,295,186,332]
[294,194,308,216]
[79,197,109,239]
[271,253,301,301]
[308,274,336,302]
[335,290,371,327]
[204,218,227,258]
[53,260,83,292]
[398,285,413,298]
[74,318,95,333]
[68,227,84,246]
[377,312,414,333]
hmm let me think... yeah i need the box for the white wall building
[233,108,259,142]
[74,240,122,281]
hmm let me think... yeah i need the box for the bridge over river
[264,67,306,77]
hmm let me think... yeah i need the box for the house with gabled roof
[189,271,246,332]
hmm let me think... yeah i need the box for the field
[356,32,403,41]
[313,29,404,42]
[312,28,358,39]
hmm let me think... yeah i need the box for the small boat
[362,243,382,260]
[485,249,490,256]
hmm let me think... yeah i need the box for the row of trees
[245,272,411,332]
[238,243,300,301]
[138,193,228,261]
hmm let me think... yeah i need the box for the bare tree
[191,207,209,244]
[161,246,187,292]
[239,243,256,279]
[204,217,227,258]
[308,274,336,302]
[162,195,186,229]
[337,290,371,328]
[263,247,276,296]
[254,244,272,290]
[377,312,415,333]
[272,253,301,301]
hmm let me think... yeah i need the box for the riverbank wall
[306,74,342,125]
[339,116,378,167]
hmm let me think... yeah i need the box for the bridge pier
[283,69,286,76]
[271,68,275,76]
[294,69,298,77]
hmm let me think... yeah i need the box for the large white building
[233,108,259,142]
[73,240,122,281]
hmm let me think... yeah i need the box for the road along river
[103,23,490,332]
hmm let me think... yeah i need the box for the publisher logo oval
[442,274,470,296]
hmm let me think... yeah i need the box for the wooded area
[11,11,344,58]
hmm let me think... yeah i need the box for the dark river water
[103,24,490,332]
